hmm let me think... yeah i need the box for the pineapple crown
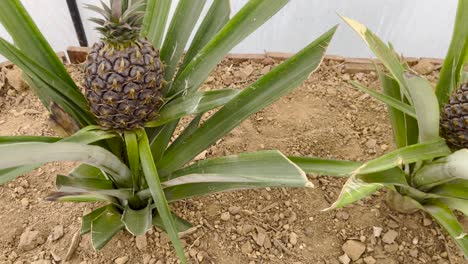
[86,0,146,48]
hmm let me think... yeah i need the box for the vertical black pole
[66,0,88,47]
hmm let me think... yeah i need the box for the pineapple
[83,0,164,131]
[441,82,468,149]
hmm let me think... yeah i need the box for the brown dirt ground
[0,57,466,264]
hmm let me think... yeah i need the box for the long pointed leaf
[328,167,407,210]
[442,197,468,216]
[142,0,172,49]
[45,192,120,206]
[378,69,408,148]
[165,150,310,184]
[352,139,450,175]
[139,151,311,201]
[81,205,111,235]
[146,89,240,127]
[0,127,113,184]
[0,142,131,187]
[158,27,337,175]
[137,129,186,263]
[404,74,440,143]
[168,0,289,96]
[173,113,203,146]
[424,199,468,258]
[124,131,140,191]
[435,0,468,107]
[431,179,468,200]
[91,206,125,250]
[55,175,133,200]
[179,0,230,73]
[122,203,153,236]
[152,212,192,233]
[341,16,411,102]
[0,165,41,185]
[160,0,206,82]
[0,136,61,144]
[70,164,106,180]
[286,156,360,177]
[349,80,416,118]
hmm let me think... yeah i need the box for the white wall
[0,0,458,62]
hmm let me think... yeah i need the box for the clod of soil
[0,57,466,264]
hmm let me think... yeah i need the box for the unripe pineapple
[83,0,164,131]
[440,82,468,149]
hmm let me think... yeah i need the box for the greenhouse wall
[0,0,458,62]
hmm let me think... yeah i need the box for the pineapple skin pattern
[83,39,164,131]
[441,83,468,148]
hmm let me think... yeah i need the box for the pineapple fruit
[441,82,468,149]
[83,0,164,131]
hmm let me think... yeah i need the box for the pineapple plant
[0,0,337,262]
[291,0,468,258]
[83,0,164,131]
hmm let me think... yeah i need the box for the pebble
[304,227,314,237]
[51,251,61,262]
[142,254,151,264]
[228,206,241,215]
[384,243,398,253]
[136,235,147,251]
[409,248,419,258]
[8,251,18,261]
[342,240,366,261]
[241,241,253,254]
[338,254,351,264]
[241,224,254,235]
[373,226,382,237]
[197,251,206,262]
[413,59,434,75]
[336,211,350,220]
[260,65,271,75]
[288,212,297,223]
[327,88,337,96]
[255,232,267,246]
[7,89,16,96]
[49,225,64,242]
[189,249,197,258]
[114,256,129,264]
[423,218,432,226]
[20,198,29,207]
[342,74,351,81]
[382,230,398,244]
[14,186,25,195]
[220,212,231,221]
[18,228,44,251]
[365,139,377,149]
[387,220,399,229]
[239,65,254,79]
[363,256,376,264]
[289,232,298,245]
[159,233,170,245]
[6,67,28,91]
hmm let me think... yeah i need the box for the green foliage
[0,0,337,262]
[296,7,468,257]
